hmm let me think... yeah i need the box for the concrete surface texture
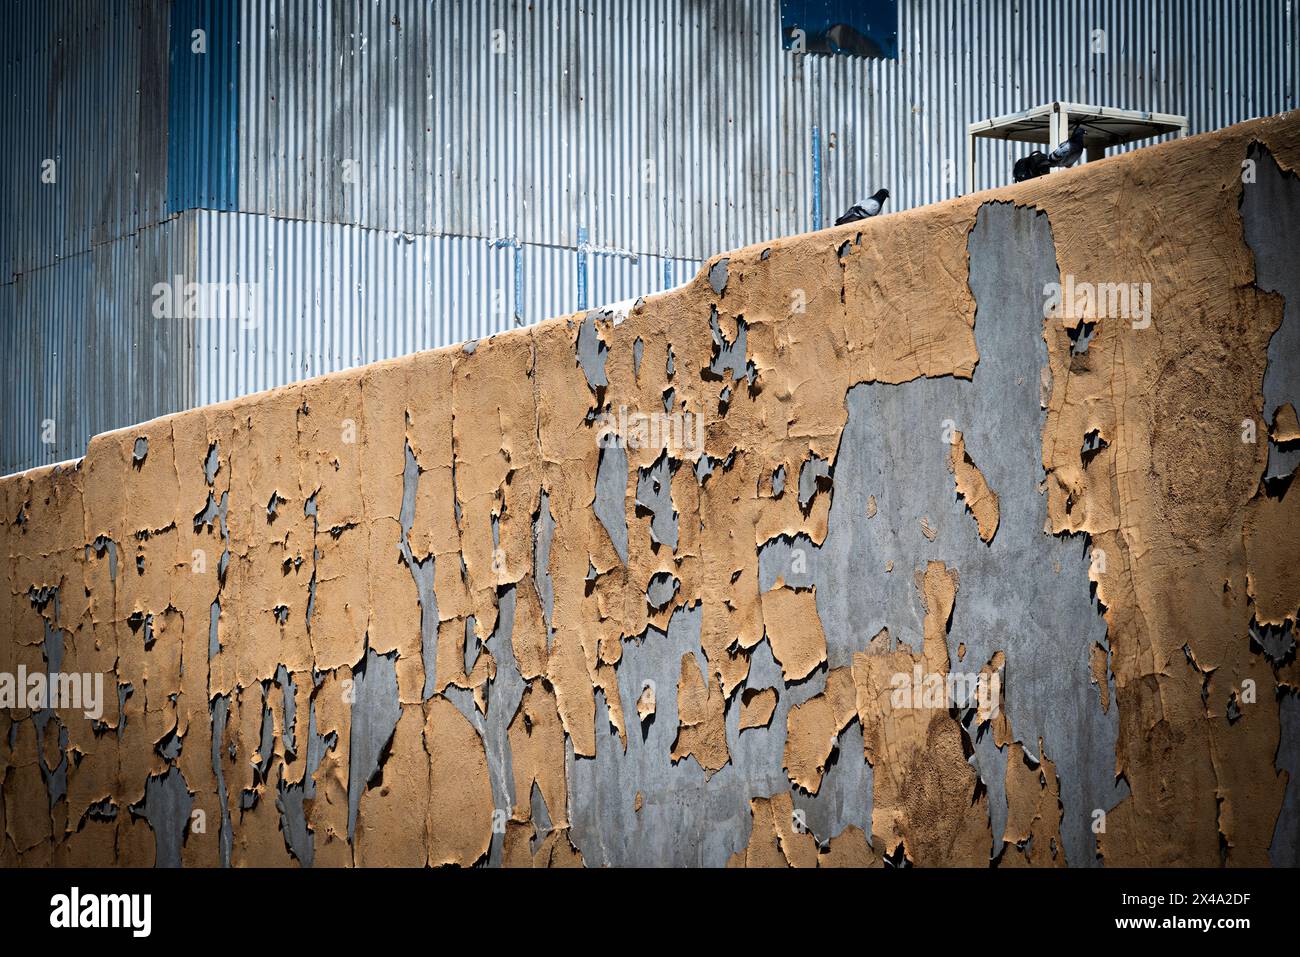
[1,112,1298,867]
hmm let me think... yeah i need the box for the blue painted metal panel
[780,0,899,59]
[167,0,239,214]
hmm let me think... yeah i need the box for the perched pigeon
[835,188,889,225]
[1047,125,1087,168]
[1012,150,1052,182]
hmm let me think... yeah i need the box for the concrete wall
[1,111,1298,866]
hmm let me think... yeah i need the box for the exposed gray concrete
[87,535,119,582]
[210,694,233,867]
[567,605,864,866]
[708,307,756,386]
[277,695,336,867]
[594,443,629,563]
[253,683,275,780]
[635,453,678,550]
[409,549,440,701]
[203,441,221,485]
[463,616,480,675]
[276,664,297,757]
[116,683,132,738]
[708,258,729,297]
[398,441,446,701]
[207,600,221,660]
[33,609,69,809]
[1270,690,1300,866]
[304,492,320,632]
[797,454,831,511]
[132,766,192,868]
[533,489,556,650]
[156,725,182,762]
[577,313,609,390]
[195,484,230,660]
[443,584,526,867]
[345,647,401,841]
[757,202,1125,865]
[86,798,117,821]
[1250,618,1295,666]
[1241,145,1300,869]
[1241,144,1300,482]
[529,780,553,852]
[646,572,679,610]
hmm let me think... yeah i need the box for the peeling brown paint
[739,686,778,731]
[950,431,1000,543]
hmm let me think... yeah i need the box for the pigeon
[1012,150,1052,182]
[835,188,890,225]
[1047,125,1087,168]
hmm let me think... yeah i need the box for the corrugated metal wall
[235,0,1299,259]
[1,214,196,474]
[188,209,696,408]
[0,0,171,283]
[4,0,1297,474]
[0,205,696,474]
[167,0,240,214]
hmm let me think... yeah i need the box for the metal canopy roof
[969,102,1188,148]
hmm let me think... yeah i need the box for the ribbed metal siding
[5,0,1295,277]
[189,209,698,408]
[0,202,697,475]
[236,0,1298,261]
[0,0,171,283]
[1,214,196,476]
[167,0,240,214]
[4,0,1297,475]
[236,0,791,262]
